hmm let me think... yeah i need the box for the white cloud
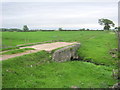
[2,1,118,29]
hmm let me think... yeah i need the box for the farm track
[1,42,78,60]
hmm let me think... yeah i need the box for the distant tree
[58,28,63,31]
[0,28,22,32]
[115,27,120,30]
[115,27,118,30]
[82,28,85,31]
[23,25,29,31]
[98,18,115,30]
[1,28,8,31]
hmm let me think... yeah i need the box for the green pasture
[1,31,118,88]
[2,31,118,66]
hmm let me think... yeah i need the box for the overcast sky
[1,0,119,30]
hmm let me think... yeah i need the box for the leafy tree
[23,25,29,31]
[82,28,85,31]
[98,18,115,30]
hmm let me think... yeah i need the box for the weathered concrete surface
[52,43,80,62]
[1,42,78,61]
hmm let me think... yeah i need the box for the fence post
[118,1,120,58]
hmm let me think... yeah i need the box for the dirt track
[1,42,78,61]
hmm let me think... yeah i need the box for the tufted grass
[2,51,117,88]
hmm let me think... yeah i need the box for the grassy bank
[2,51,117,88]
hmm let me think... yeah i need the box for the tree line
[0,19,119,32]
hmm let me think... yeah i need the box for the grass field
[2,51,117,88]
[2,31,118,66]
[1,31,116,47]
[1,31,118,88]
